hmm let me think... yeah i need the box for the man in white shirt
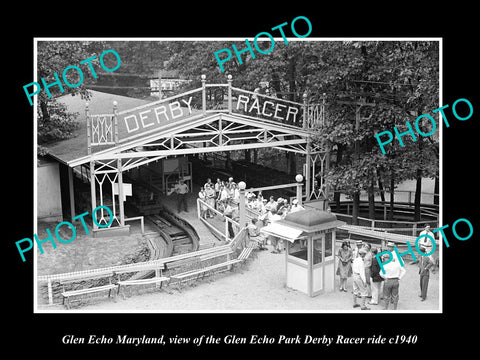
[352,240,363,259]
[175,179,189,213]
[418,224,435,255]
[380,253,407,310]
[352,248,370,310]
[290,199,305,213]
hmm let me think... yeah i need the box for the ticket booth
[261,209,345,297]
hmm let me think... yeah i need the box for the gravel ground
[39,244,440,312]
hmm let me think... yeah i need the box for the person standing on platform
[369,247,384,305]
[205,183,216,218]
[175,178,189,213]
[214,178,222,207]
[204,178,213,191]
[336,241,353,292]
[380,253,406,310]
[418,246,434,301]
[223,201,236,240]
[352,248,370,310]
[198,186,207,219]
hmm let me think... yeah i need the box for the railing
[330,212,438,237]
[87,76,325,149]
[196,198,240,242]
[333,189,439,206]
[124,216,145,234]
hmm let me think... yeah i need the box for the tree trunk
[377,168,386,202]
[368,177,375,220]
[288,56,296,102]
[244,149,251,162]
[434,176,439,206]
[225,152,231,171]
[286,152,296,176]
[271,72,282,99]
[40,100,50,123]
[333,191,341,212]
[352,192,360,225]
[332,144,343,212]
[414,168,422,221]
[388,170,395,221]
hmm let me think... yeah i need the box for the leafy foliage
[37,40,439,221]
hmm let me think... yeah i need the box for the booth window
[325,232,333,260]
[289,240,308,262]
[313,237,323,264]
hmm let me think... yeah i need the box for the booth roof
[279,209,345,233]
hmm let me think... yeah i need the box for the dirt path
[42,247,439,312]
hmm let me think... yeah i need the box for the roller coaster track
[130,206,200,281]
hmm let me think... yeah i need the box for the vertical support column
[295,174,304,206]
[322,93,326,126]
[68,166,75,221]
[238,181,247,246]
[302,93,308,129]
[218,114,223,146]
[305,140,312,201]
[227,74,233,114]
[86,101,98,230]
[201,74,207,115]
[90,159,97,230]
[114,101,125,226]
[86,102,91,155]
[324,150,331,209]
[158,70,162,99]
[307,236,313,297]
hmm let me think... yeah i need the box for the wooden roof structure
[41,76,329,230]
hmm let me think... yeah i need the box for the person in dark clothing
[369,247,384,305]
[418,246,434,301]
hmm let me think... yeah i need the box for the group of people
[197,176,306,252]
[337,226,436,310]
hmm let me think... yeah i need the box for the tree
[36,41,96,151]
[313,41,439,223]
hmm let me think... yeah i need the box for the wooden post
[302,93,308,129]
[296,179,303,206]
[90,159,97,230]
[68,167,75,221]
[158,70,162,99]
[305,141,311,201]
[225,217,229,242]
[155,269,161,288]
[113,101,125,226]
[227,74,233,114]
[197,198,201,220]
[86,102,91,155]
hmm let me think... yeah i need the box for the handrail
[197,198,240,242]
[38,243,233,283]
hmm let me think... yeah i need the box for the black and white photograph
[32,38,442,313]
[6,6,478,355]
